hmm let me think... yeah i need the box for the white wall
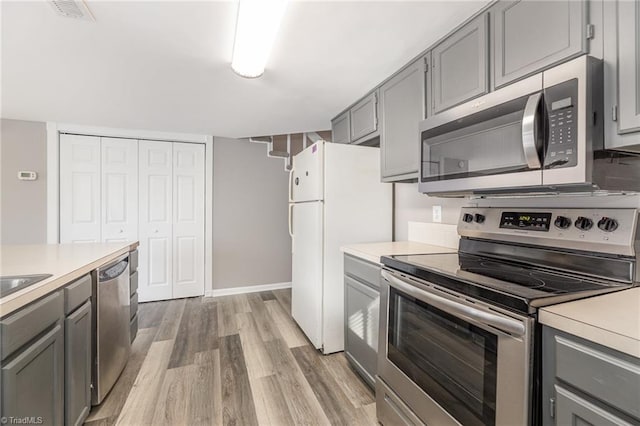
[1,119,48,244]
[212,137,292,290]
[393,183,467,241]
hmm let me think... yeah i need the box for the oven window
[388,287,498,426]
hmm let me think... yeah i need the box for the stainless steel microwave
[419,56,640,196]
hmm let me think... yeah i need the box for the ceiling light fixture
[231,0,288,78]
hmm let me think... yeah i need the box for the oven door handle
[381,270,526,337]
[522,92,543,170]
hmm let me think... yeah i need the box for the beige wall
[1,119,48,244]
[393,183,467,241]
[213,137,292,289]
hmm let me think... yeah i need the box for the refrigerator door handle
[288,168,294,203]
[288,204,294,238]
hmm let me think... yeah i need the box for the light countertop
[539,288,640,358]
[0,242,138,317]
[341,241,457,265]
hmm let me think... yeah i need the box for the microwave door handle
[522,92,543,170]
[381,270,526,337]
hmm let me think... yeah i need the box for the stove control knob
[474,214,486,224]
[462,213,474,223]
[554,216,572,230]
[597,217,619,232]
[574,216,594,231]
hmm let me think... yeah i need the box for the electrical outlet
[432,205,442,223]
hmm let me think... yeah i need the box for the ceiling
[1,1,490,139]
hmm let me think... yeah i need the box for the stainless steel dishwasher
[92,253,131,405]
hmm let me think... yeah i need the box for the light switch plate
[432,205,442,223]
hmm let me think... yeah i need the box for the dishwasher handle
[98,254,129,282]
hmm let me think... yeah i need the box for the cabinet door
[65,300,91,426]
[60,134,101,243]
[555,385,633,426]
[172,143,205,299]
[350,91,379,142]
[432,15,488,113]
[618,0,640,133]
[138,141,173,302]
[101,138,138,243]
[492,0,587,88]
[380,57,426,181]
[344,275,379,388]
[1,324,64,426]
[331,112,351,144]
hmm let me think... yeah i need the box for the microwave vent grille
[48,0,95,21]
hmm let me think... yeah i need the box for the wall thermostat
[17,171,37,181]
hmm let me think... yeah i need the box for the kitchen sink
[0,274,53,298]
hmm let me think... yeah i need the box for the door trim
[46,122,214,297]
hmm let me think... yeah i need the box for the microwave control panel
[545,79,578,169]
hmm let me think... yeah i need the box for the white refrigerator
[288,140,392,354]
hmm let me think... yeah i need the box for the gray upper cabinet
[380,55,427,182]
[603,0,640,151]
[492,0,588,89]
[350,90,379,143]
[331,111,351,144]
[617,0,640,134]
[432,14,488,113]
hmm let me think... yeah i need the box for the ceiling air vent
[49,0,95,21]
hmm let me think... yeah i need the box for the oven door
[377,269,533,426]
[418,73,545,195]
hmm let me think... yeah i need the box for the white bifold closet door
[101,138,138,243]
[60,135,137,243]
[138,141,205,302]
[61,135,205,303]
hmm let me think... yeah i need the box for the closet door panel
[172,143,205,298]
[138,141,173,302]
[60,134,101,243]
[101,138,138,243]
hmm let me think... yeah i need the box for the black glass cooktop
[382,253,632,314]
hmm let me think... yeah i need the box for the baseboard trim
[206,282,292,298]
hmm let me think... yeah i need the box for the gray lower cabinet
[491,0,588,88]
[344,254,380,388]
[380,55,427,182]
[1,297,65,426]
[350,90,379,144]
[542,326,640,425]
[65,300,91,426]
[431,13,488,113]
[331,111,351,144]
[554,385,634,426]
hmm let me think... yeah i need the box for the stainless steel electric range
[377,207,639,426]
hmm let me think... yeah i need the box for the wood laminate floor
[85,289,376,426]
